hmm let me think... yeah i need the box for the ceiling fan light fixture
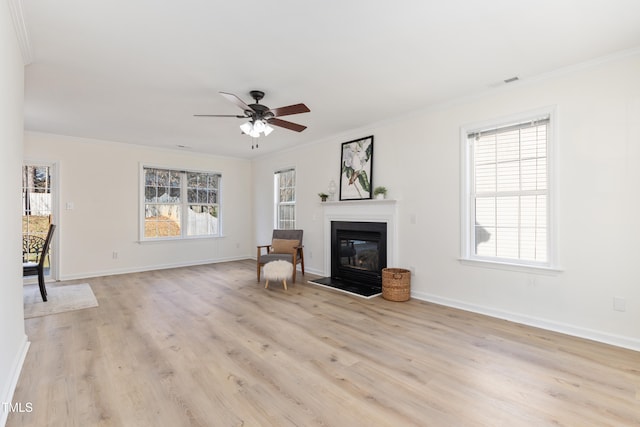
[247,126,260,138]
[240,119,274,138]
[253,119,266,133]
[239,121,253,134]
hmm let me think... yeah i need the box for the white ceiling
[21,0,640,159]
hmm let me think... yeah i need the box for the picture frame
[339,135,374,200]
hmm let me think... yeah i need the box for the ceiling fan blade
[219,91,253,112]
[269,103,310,117]
[193,114,246,118]
[268,118,307,132]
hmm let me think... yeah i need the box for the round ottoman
[264,260,293,290]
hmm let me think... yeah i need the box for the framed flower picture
[339,135,374,200]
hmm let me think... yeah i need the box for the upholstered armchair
[257,229,304,283]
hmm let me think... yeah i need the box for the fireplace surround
[310,199,398,297]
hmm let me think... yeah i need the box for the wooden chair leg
[291,253,298,283]
[282,279,287,290]
[257,262,262,282]
[265,279,269,289]
[38,268,47,302]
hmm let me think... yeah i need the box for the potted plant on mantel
[318,192,329,202]
[373,186,387,200]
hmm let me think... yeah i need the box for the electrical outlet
[112,251,118,260]
[613,297,626,312]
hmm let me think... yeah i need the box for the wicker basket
[381,268,411,302]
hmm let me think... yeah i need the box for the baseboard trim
[57,256,251,281]
[301,267,324,277]
[411,291,640,353]
[1,335,30,427]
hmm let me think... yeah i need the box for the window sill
[458,258,562,275]
[137,235,225,244]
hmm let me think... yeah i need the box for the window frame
[22,161,59,280]
[274,167,296,230]
[139,164,222,241]
[460,107,559,272]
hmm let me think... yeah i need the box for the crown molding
[7,0,33,65]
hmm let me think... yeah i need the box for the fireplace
[310,199,397,298]
[331,221,387,287]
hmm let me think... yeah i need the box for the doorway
[22,163,57,282]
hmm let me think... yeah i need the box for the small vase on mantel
[328,179,337,201]
[373,186,387,200]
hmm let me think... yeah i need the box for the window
[274,168,295,229]
[462,109,555,268]
[142,167,220,240]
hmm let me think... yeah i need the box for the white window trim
[138,163,223,242]
[273,166,296,230]
[459,106,560,272]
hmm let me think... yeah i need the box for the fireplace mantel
[320,198,397,207]
[322,199,398,276]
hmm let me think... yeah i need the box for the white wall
[253,141,337,264]
[252,52,640,351]
[0,3,29,425]
[24,132,253,279]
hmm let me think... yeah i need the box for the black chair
[23,224,56,302]
[257,229,304,283]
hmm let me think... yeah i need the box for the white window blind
[468,116,550,265]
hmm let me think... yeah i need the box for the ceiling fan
[194,90,310,138]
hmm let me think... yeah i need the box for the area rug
[24,283,98,319]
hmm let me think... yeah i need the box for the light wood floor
[8,260,640,426]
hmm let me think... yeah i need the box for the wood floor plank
[8,260,640,426]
